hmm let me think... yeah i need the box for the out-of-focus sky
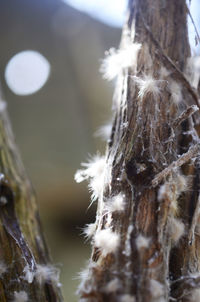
[187,0,200,53]
[62,0,128,27]
[4,0,200,99]
[63,0,200,52]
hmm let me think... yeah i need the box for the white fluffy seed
[159,66,170,78]
[176,174,188,193]
[23,265,34,283]
[107,194,125,212]
[185,56,200,89]
[94,229,120,256]
[158,184,168,201]
[149,279,164,298]
[169,217,185,243]
[75,155,106,201]
[100,42,141,81]
[95,123,112,141]
[83,223,96,239]
[34,264,61,286]
[136,234,150,250]
[105,278,121,293]
[169,81,182,104]
[133,75,162,99]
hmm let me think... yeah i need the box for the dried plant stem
[77,1,200,302]
[0,99,63,300]
[152,144,200,187]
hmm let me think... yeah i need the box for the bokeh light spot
[5,50,50,96]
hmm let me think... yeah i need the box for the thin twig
[152,144,200,187]
[170,274,200,300]
[173,105,199,128]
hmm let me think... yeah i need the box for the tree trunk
[0,98,63,301]
[77,1,200,301]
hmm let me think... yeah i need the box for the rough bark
[0,99,63,300]
[78,1,200,301]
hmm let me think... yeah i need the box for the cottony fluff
[24,264,61,287]
[105,278,121,293]
[75,155,106,201]
[133,75,162,99]
[136,234,150,250]
[169,81,182,104]
[94,229,120,256]
[83,223,96,239]
[95,123,112,141]
[169,217,185,243]
[34,264,61,286]
[149,279,164,298]
[106,193,125,213]
[100,42,141,81]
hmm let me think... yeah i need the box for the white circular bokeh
[5,50,50,96]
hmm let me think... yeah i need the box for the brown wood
[0,104,63,301]
[78,1,200,301]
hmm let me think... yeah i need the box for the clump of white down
[95,123,112,141]
[169,81,182,104]
[106,193,125,213]
[185,56,200,89]
[158,174,188,202]
[176,174,189,193]
[77,261,96,294]
[158,184,168,202]
[150,279,164,299]
[158,173,190,201]
[100,42,141,81]
[24,264,61,286]
[105,278,121,293]
[158,174,188,214]
[83,223,96,239]
[34,264,61,286]
[169,217,185,243]
[133,75,162,99]
[136,234,150,250]
[159,66,170,78]
[94,229,120,256]
[74,155,106,201]
[12,291,28,302]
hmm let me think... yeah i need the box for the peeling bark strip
[0,105,63,301]
[76,0,200,302]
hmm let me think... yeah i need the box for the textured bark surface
[78,1,200,301]
[0,103,63,301]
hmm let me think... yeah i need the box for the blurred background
[0,0,199,301]
[0,0,126,301]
